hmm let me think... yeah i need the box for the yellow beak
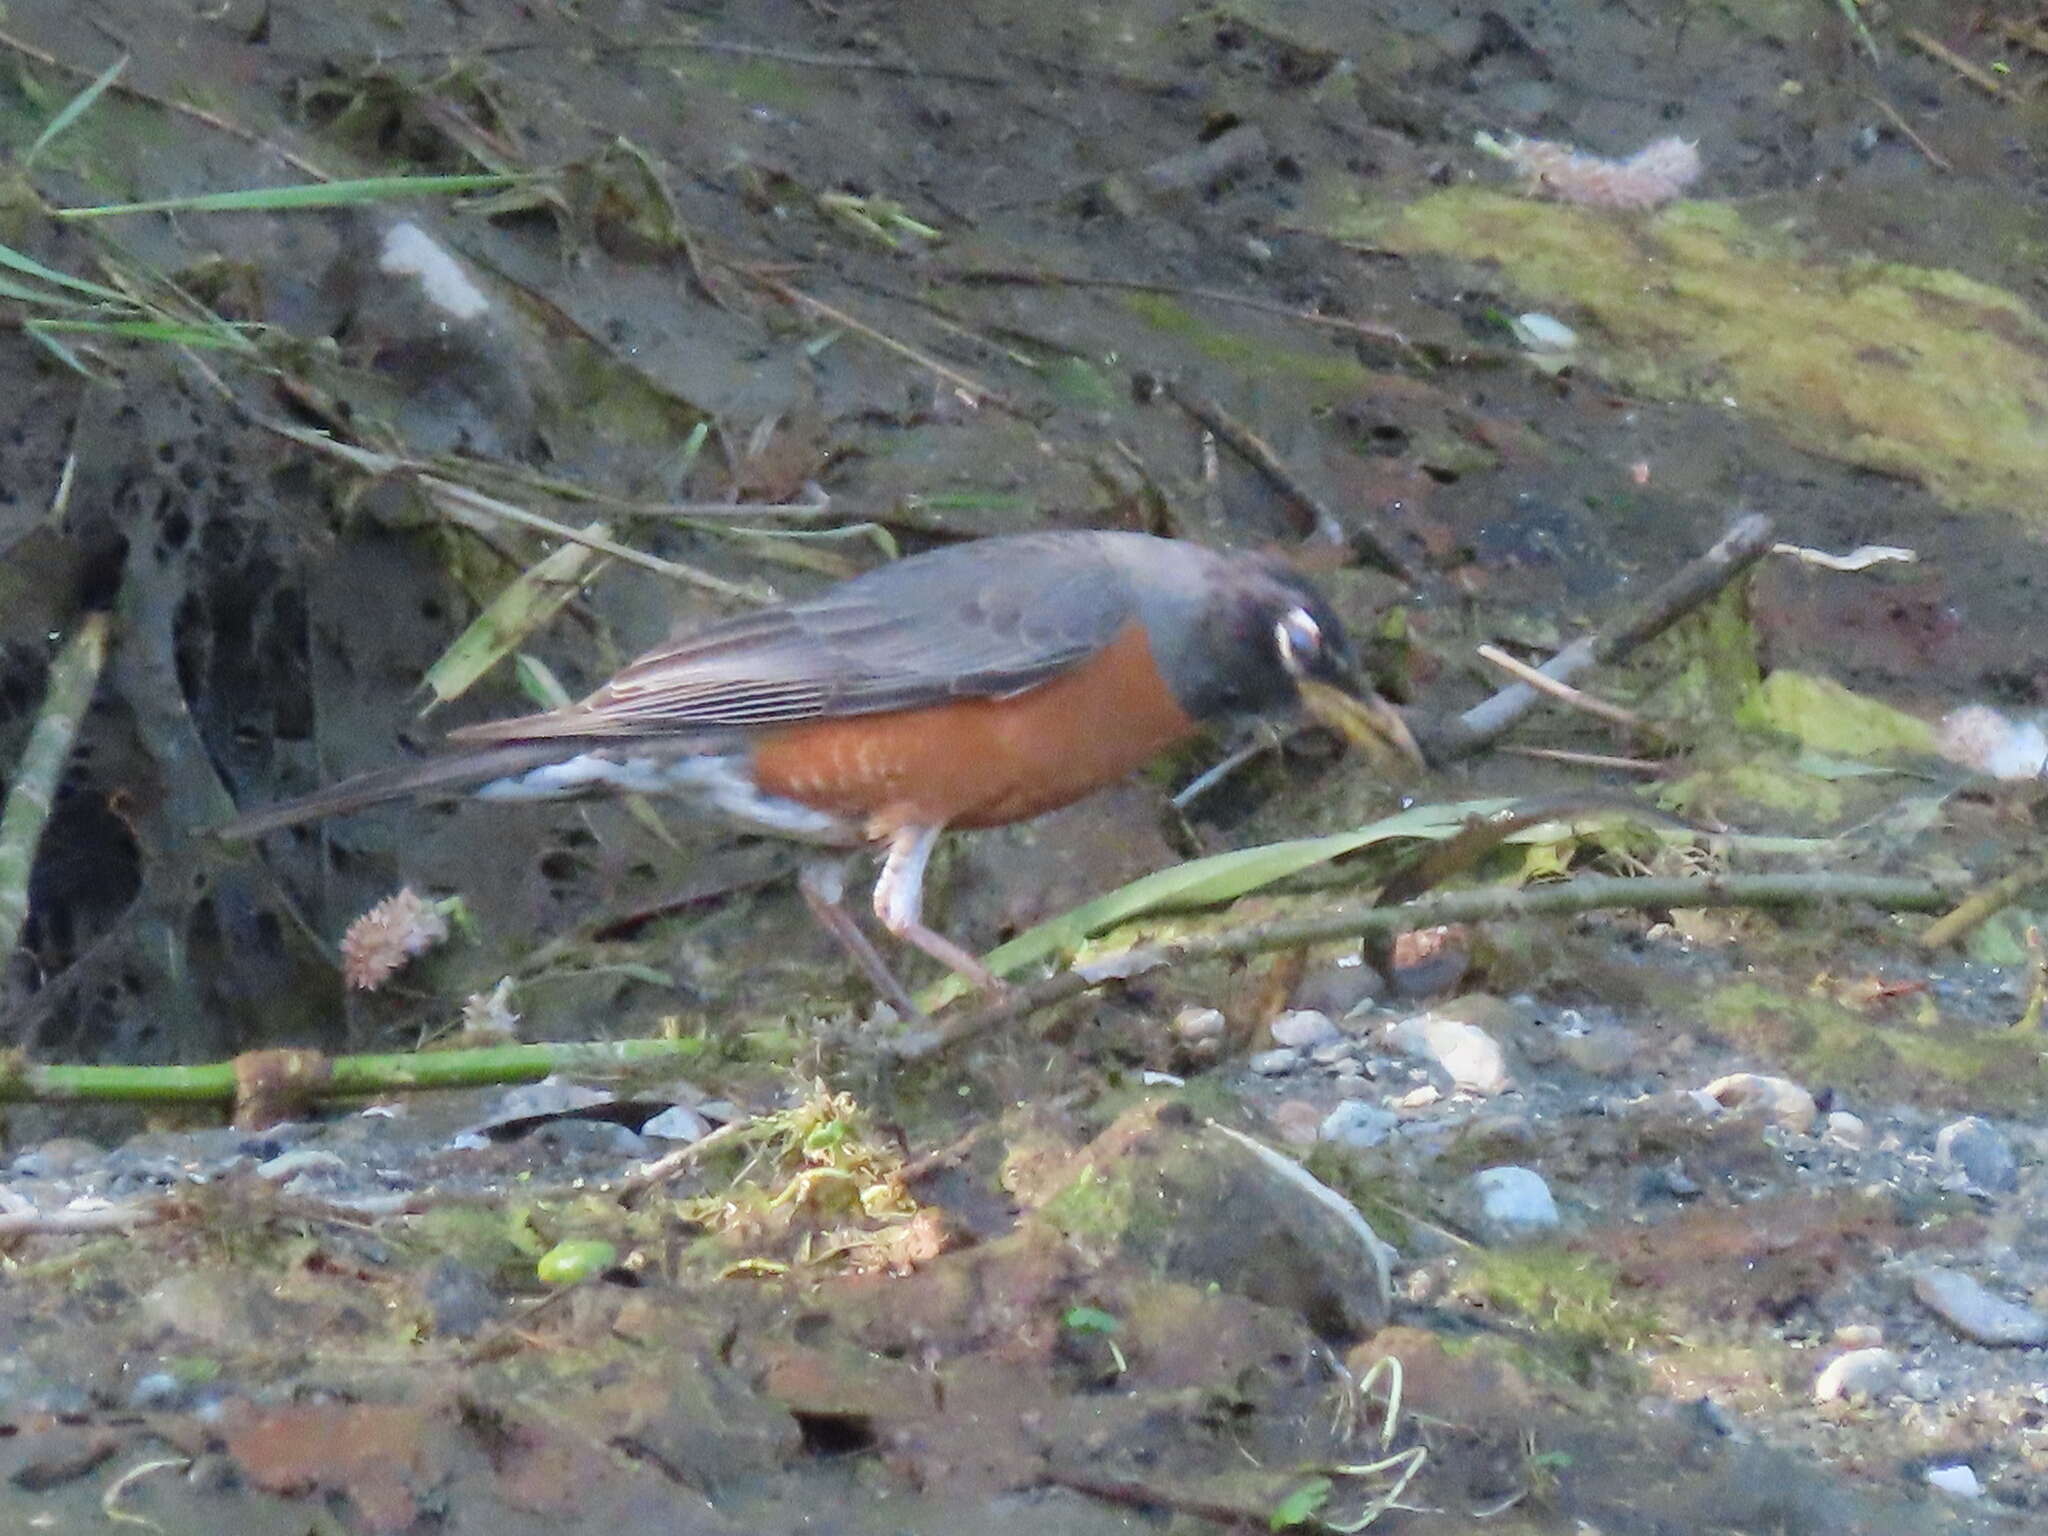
[1298,678,1427,776]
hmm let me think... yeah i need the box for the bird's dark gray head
[1142,550,1424,771]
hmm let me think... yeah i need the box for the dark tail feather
[214,742,585,840]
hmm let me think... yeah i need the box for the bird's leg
[872,825,1006,994]
[797,857,924,1019]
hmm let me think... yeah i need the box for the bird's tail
[214,742,604,840]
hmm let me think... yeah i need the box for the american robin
[220,530,1422,1011]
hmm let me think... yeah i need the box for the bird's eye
[1273,607,1323,673]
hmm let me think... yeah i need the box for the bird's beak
[1298,678,1427,775]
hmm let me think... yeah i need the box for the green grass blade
[421,528,607,707]
[0,239,130,303]
[24,54,127,169]
[28,316,258,350]
[54,173,529,219]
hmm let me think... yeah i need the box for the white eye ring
[1274,607,1323,673]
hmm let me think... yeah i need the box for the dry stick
[1161,381,1414,582]
[1917,847,2048,951]
[742,272,1022,418]
[893,872,1960,1059]
[1502,744,1665,775]
[1428,511,1775,763]
[1474,643,1641,729]
[0,26,337,182]
[939,264,1419,353]
[1865,94,1953,172]
[1902,28,2015,99]
[0,613,110,964]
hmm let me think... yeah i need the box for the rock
[1899,1368,1942,1401]
[1174,1006,1227,1043]
[128,1372,188,1411]
[1387,1007,1514,1096]
[256,1148,349,1184]
[1396,1084,1442,1110]
[1925,1464,1982,1499]
[1912,1266,2048,1346]
[1269,1010,1342,1049]
[1291,957,1384,1018]
[642,1104,711,1142]
[1702,1073,1817,1134]
[1271,1100,1324,1147]
[1248,1048,1301,1076]
[11,1139,105,1178]
[1556,1025,1636,1078]
[1823,1111,1870,1150]
[1935,1116,2019,1193]
[1470,1166,1560,1242]
[1388,925,1472,998]
[1320,1102,1398,1150]
[1311,1040,1360,1066]
[1033,1102,1394,1337]
[1812,1347,1900,1404]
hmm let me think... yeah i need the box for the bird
[218,530,1423,1012]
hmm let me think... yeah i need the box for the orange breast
[748,624,1200,834]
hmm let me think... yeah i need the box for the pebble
[1269,1010,1341,1049]
[1271,1100,1324,1147]
[1823,1111,1870,1151]
[1387,1012,1513,1096]
[1912,1266,2048,1346]
[1310,1040,1358,1066]
[11,1139,105,1178]
[1291,958,1384,1018]
[1248,1048,1300,1076]
[1396,1084,1441,1110]
[1470,1165,1560,1241]
[641,1104,711,1143]
[1812,1347,1900,1404]
[1556,1026,1635,1078]
[1319,1102,1398,1150]
[1174,1006,1227,1043]
[1701,1072,1817,1134]
[257,1149,349,1183]
[1934,1116,2019,1194]
[1925,1464,1982,1499]
[128,1372,188,1411]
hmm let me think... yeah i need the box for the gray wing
[450,532,1139,742]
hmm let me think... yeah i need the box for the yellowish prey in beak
[1298,677,1428,777]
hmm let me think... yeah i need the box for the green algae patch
[1704,981,2048,1113]
[1736,671,1940,759]
[1451,1245,1660,1386]
[1338,188,2048,517]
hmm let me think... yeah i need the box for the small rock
[256,1148,348,1183]
[1271,1099,1325,1147]
[1388,925,1472,997]
[1336,1076,1377,1100]
[1312,1040,1359,1065]
[1702,1072,1817,1134]
[1174,1006,1227,1043]
[1833,1323,1884,1348]
[1291,957,1384,1018]
[1812,1347,1900,1404]
[1249,1048,1301,1076]
[1925,1464,1982,1499]
[1388,1010,1513,1096]
[1935,1116,2019,1193]
[1898,1368,1941,1402]
[641,1104,710,1143]
[1912,1266,2048,1346]
[1556,1026,1636,1078]
[11,1138,105,1178]
[1270,1010,1341,1049]
[128,1372,188,1411]
[1471,1166,1560,1242]
[1823,1111,1870,1150]
[1396,1084,1441,1110]
[1320,1102,1398,1150]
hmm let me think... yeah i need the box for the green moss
[1120,291,1388,400]
[1736,671,1939,759]
[1038,1162,1137,1249]
[1705,981,2048,1112]
[1454,1246,1660,1383]
[1328,188,2048,519]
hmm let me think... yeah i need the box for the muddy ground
[4,0,2048,1531]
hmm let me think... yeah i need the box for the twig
[0,26,337,181]
[1902,28,2014,100]
[892,871,1960,1059]
[1475,644,1640,728]
[1865,95,1952,172]
[0,1197,168,1235]
[1428,512,1774,762]
[615,1117,755,1205]
[1500,744,1666,774]
[1162,380,1414,581]
[742,272,1018,417]
[938,264,1419,353]
[256,420,777,604]
[0,613,110,963]
[1917,847,2048,951]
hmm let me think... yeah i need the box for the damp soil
[2,1,2048,1532]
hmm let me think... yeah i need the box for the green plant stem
[896,871,1964,1060]
[0,613,110,962]
[0,1037,702,1107]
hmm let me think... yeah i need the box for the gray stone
[1249,1048,1301,1076]
[1812,1347,1900,1404]
[642,1104,711,1143]
[1935,1116,2019,1193]
[1823,1111,1870,1150]
[1912,1266,2048,1346]
[1388,1011,1513,1096]
[1291,959,1384,1018]
[1702,1073,1817,1134]
[1471,1165,1560,1242]
[1269,1010,1342,1049]
[1319,1102,1398,1150]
